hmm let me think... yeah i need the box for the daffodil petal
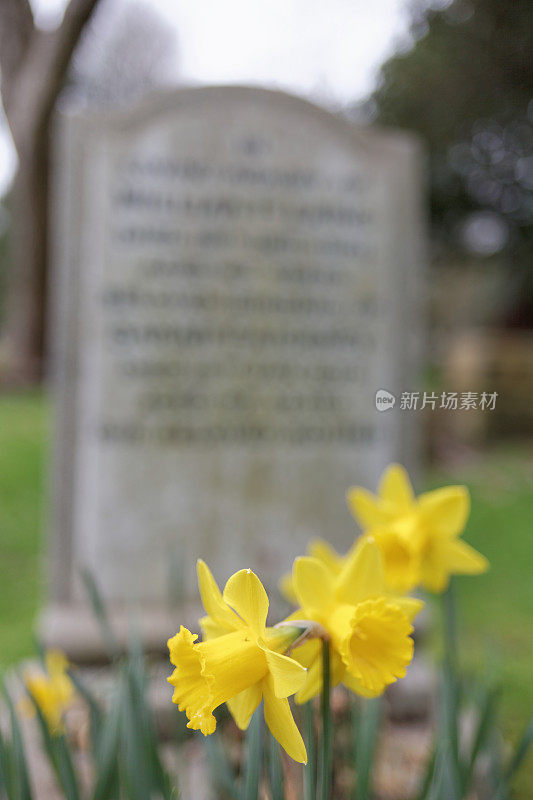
[45,650,69,676]
[290,638,321,669]
[444,538,489,575]
[263,679,307,764]
[330,647,347,687]
[279,572,298,604]
[335,536,385,605]
[294,644,344,704]
[420,569,449,593]
[389,595,424,622]
[294,654,322,704]
[226,684,263,730]
[197,560,242,631]
[308,539,344,575]
[346,487,389,529]
[419,546,450,593]
[199,615,233,641]
[292,556,334,611]
[24,655,73,735]
[378,464,414,511]
[372,528,420,593]
[417,486,470,537]
[261,646,307,698]
[223,569,269,636]
[342,669,382,698]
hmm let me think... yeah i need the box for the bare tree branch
[0,0,34,108]
[0,0,102,380]
[2,0,102,152]
[40,0,103,117]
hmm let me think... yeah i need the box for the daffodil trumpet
[167,562,308,763]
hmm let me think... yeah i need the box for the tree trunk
[4,131,49,384]
[0,0,102,385]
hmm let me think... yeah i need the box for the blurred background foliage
[370,0,533,326]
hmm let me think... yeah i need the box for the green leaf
[124,660,173,799]
[206,735,240,800]
[462,685,500,792]
[488,729,510,800]
[505,715,533,780]
[120,682,153,800]
[91,681,122,800]
[414,745,436,800]
[23,684,79,800]
[267,733,284,800]
[67,668,102,751]
[354,696,382,799]
[0,722,14,800]
[2,680,32,800]
[318,641,333,800]
[54,736,80,800]
[438,666,462,799]
[80,569,120,660]
[242,706,263,800]
[26,696,60,784]
[302,702,316,800]
[438,740,462,800]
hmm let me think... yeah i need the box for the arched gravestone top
[44,86,424,659]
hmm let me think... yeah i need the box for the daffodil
[167,562,307,763]
[288,537,422,703]
[281,537,421,616]
[280,539,343,604]
[22,650,74,734]
[346,464,489,592]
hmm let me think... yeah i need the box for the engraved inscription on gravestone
[44,88,423,656]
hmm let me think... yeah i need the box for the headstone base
[39,602,201,663]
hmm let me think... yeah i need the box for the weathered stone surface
[45,87,424,656]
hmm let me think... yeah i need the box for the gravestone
[42,87,424,659]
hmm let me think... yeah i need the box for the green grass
[0,391,48,666]
[0,392,531,792]
[426,448,533,797]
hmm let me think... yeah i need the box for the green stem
[268,733,284,800]
[304,703,317,800]
[319,640,332,800]
[443,579,458,672]
[441,580,462,794]
[243,707,263,800]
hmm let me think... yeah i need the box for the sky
[0,0,413,194]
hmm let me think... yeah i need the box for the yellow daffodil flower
[346,464,489,593]
[167,561,307,763]
[288,537,422,703]
[22,650,74,734]
[280,539,344,604]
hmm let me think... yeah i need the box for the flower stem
[304,702,317,800]
[243,707,263,800]
[443,579,458,672]
[441,579,461,791]
[318,640,332,800]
